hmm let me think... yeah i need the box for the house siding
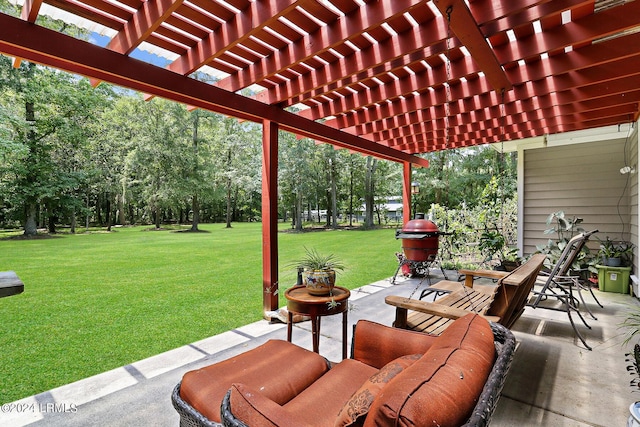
[630,126,638,275]
[522,137,633,256]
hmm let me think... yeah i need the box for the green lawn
[0,223,400,403]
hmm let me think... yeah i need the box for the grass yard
[0,223,400,404]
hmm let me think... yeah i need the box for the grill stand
[391,252,449,298]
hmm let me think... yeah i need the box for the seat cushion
[283,359,378,427]
[363,314,496,427]
[335,354,422,427]
[229,359,377,427]
[179,339,329,423]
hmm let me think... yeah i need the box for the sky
[89,33,171,68]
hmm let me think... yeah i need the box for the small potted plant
[598,238,634,267]
[501,247,522,272]
[289,247,345,296]
[479,228,520,271]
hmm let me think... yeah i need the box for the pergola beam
[433,0,511,93]
[296,53,475,121]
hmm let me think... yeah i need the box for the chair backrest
[540,229,598,289]
[487,253,547,328]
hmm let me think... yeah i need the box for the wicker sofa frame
[172,322,516,427]
[172,382,222,427]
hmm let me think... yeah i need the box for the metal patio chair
[526,230,600,350]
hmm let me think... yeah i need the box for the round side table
[284,285,350,359]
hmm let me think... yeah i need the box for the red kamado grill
[392,214,450,286]
[396,216,440,262]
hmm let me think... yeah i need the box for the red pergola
[1,0,639,312]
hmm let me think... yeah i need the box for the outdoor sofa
[172,313,516,427]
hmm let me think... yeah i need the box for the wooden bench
[386,254,546,335]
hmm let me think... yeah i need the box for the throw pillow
[334,354,421,427]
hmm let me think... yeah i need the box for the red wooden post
[262,120,279,314]
[402,162,412,225]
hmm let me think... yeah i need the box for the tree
[89,95,141,230]
[182,109,220,231]
[345,155,366,226]
[211,117,261,228]
[0,58,111,235]
[278,131,315,231]
[412,146,516,212]
[364,156,377,228]
[125,98,191,228]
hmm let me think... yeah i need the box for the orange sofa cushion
[352,319,437,369]
[363,313,496,427]
[180,339,329,423]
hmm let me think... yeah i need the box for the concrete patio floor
[3,271,639,427]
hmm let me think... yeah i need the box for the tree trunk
[225,176,232,228]
[364,156,377,228]
[190,111,200,231]
[349,162,354,227]
[24,202,38,236]
[96,193,102,225]
[70,207,76,234]
[191,194,200,231]
[330,158,338,229]
[47,203,56,233]
[85,190,90,231]
[23,96,38,236]
[116,192,126,225]
[105,193,112,232]
[225,149,233,228]
[325,188,331,227]
[295,189,303,231]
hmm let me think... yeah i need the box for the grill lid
[402,218,439,233]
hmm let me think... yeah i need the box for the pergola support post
[402,162,412,225]
[262,119,279,314]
